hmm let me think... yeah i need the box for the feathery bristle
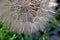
[0,0,57,34]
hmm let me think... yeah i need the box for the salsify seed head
[0,0,57,34]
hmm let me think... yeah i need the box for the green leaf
[56,8,60,15]
[50,17,57,25]
[9,34,16,40]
